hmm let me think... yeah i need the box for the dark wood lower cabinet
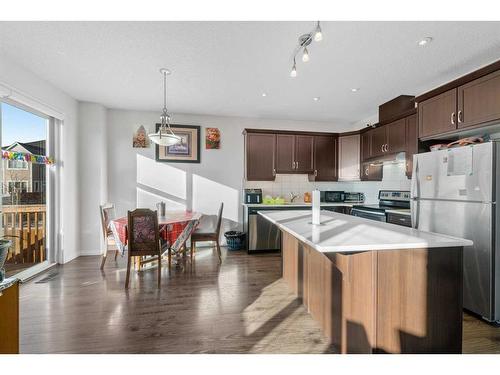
[281,231,463,354]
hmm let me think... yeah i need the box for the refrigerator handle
[410,157,420,229]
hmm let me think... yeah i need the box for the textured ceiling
[0,21,499,127]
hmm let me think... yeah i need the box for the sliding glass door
[0,100,52,279]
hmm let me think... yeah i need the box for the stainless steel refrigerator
[411,141,500,323]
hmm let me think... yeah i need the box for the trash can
[224,231,246,251]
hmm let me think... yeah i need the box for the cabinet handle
[381,144,384,153]
[385,144,389,152]
[458,110,463,123]
[451,112,455,125]
[314,169,317,177]
[296,161,299,169]
[273,168,276,176]
[365,168,369,176]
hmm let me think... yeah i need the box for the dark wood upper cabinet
[370,126,387,158]
[457,69,500,129]
[275,133,313,174]
[276,134,295,173]
[418,88,458,138]
[386,118,406,154]
[360,131,372,161]
[360,161,382,181]
[246,133,276,181]
[405,114,417,179]
[294,135,314,173]
[310,135,337,181]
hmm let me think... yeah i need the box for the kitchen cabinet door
[457,70,500,129]
[370,126,387,158]
[338,134,360,181]
[246,133,276,181]
[418,88,457,138]
[360,130,372,161]
[276,134,295,173]
[405,114,418,179]
[295,135,314,173]
[310,135,338,181]
[360,161,383,181]
[386,118,406,154]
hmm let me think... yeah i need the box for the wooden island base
[281,231,464,354]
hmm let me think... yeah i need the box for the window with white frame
[8,180,28,193]
[7,159,28,169]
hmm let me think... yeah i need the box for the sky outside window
[1,102,47,147]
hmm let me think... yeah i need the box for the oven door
[351,208,387,222]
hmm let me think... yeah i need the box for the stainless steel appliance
[320,190,345,203]
[244,188,263,204]
[344,192,365,203]
[246,206,281,253]
[320,191,365,203]
[351,190,410,222]
[411,142,500,323]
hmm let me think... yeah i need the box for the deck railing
[2,204,46,265]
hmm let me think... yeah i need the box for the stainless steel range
[351,190,410,222]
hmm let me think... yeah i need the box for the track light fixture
[289,21,323,78]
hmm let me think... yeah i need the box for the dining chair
[190,202,224,263]
[99,203,120,270]
[126,209,162,289]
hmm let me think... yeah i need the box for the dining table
[109,210,202,266]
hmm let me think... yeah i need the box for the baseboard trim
[79,249,103,256]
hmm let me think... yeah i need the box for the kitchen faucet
[289,192,299,203]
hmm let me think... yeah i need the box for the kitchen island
[259,210,473,354]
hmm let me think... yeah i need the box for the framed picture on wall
[155,124,201,163]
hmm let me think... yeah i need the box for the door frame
[0,98,61,279]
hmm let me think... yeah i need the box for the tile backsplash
[244,162,411,204]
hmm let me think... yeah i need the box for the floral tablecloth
[109,211,201,255]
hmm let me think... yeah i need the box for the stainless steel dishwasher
[246,206,281,253]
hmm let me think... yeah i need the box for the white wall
[78,102,108,254]
[0,53,80,263]
[93,109,356,255]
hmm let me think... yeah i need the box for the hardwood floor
[18,248,500,354]
[19,248,334,354]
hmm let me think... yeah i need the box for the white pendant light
[314,21,322,42]
[148,68,181,146]
[302,47,310,62]
[290,58,297,77]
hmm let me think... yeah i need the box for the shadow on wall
[135,154,241,236]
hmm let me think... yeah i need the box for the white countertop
[259,210,472,253]
[243,202,361,208]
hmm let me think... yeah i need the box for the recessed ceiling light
[351,88,360,93]
[262,92,267,97]
[417,37,433,46]
[313,97,320,101]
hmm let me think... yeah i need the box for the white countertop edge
[259,210,473,253]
